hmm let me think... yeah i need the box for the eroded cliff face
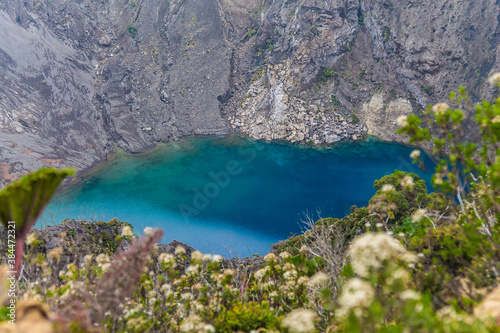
[0,0,499,185]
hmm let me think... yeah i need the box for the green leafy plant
[396,82,500,309]
[127,24,137,38]
[322,67,335,83]
[246,26,258,38]
[215,301,280,332]
[0,168,74,273]
[350,112,360,124]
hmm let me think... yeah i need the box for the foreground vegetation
[0,79,499,332]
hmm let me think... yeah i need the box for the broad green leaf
[0,167,74,237]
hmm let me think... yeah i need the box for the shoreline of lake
[40,135,433,257]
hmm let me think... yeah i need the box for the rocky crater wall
[0,0,499,185]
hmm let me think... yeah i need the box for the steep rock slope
[0,0,499,185]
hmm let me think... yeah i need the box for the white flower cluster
[387,268,410,285]
[307,272,329,288]
[83,254,93,267]
[488,72,500,86]
[381,184,395,192]
[396,115,408,127]
[254,266,269,280]
[26,233,37,246]
[191,250,212,262]
[212,254,223,263]
[400,175,414,187]
[337,278,375,318]
[143,227,154,236]
[160,283,172,295]
[179,314,215,332]
[223,269,235,277]
[158,252,176,265]
[412,209,427,223]
[410,149,421,159]
[121,225,134,237]
[349,233,417,277]
[185,264,200,276]
[263,253,278,262]
[95,253,111,272]
[432,103,449,116]
[175,245,186,255]
[282,308,317,333]
[280,251,291,259]
[48,247,63,260]
[283,269,298,281]
[399,289,421,301]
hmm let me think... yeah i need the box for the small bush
[127,25,137,38]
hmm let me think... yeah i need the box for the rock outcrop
[0,0,499,185]
[0,219,263,275]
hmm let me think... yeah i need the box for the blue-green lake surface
[38,136,433,257]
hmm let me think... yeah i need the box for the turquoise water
[38,136,433,257]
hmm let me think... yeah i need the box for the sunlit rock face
[0,0,498,185]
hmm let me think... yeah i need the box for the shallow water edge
[40,134,433,257]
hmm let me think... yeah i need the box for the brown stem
[14,234,25,278]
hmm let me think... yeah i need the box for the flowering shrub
[369,170,431,225]
[396,81,500,313]
[0,222,324,331]
[334,232,493,332]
